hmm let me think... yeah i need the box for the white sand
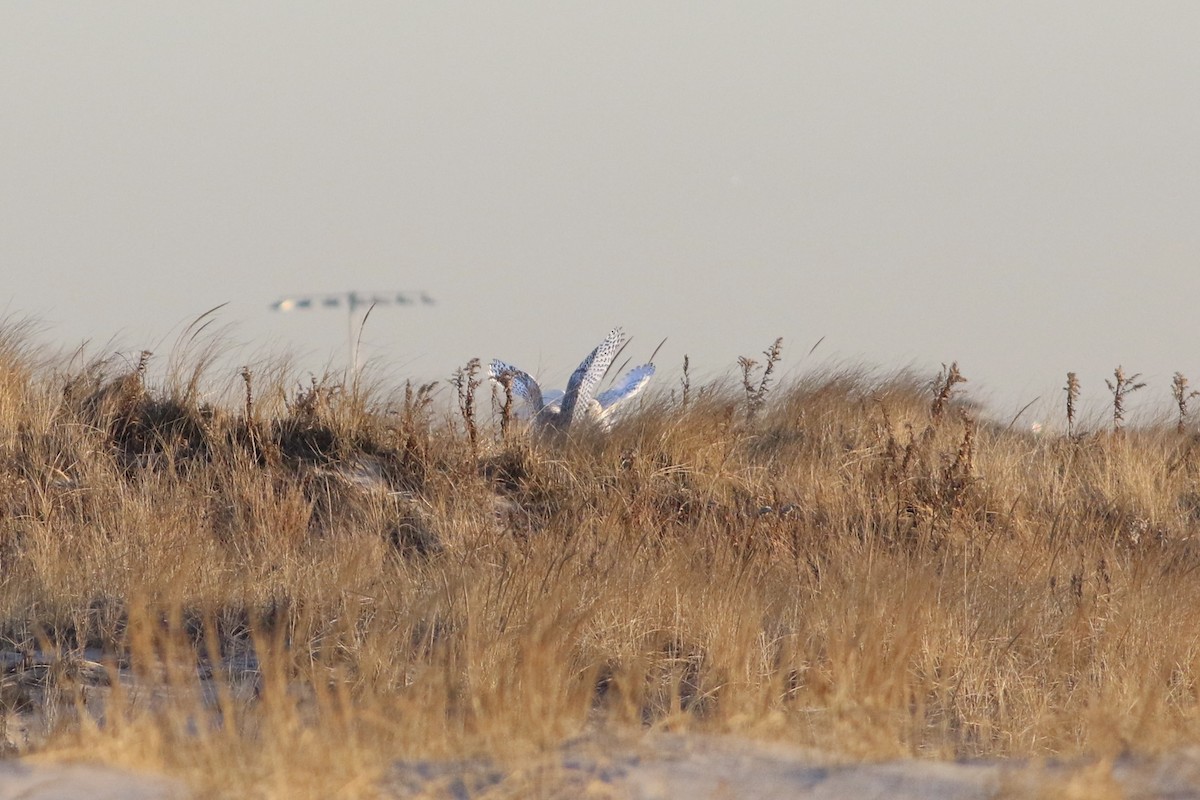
[384,733,1200,799]
[0,760,184,800]
[6,734,1200,798]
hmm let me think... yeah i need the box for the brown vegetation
[3,323,1200,797]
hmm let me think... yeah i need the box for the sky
[3,3,1199,425]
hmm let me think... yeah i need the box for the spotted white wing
[560,327,624,426]
[488,359,544,412]
[596,363,655,413]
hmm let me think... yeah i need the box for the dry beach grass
[3,319,1200,796]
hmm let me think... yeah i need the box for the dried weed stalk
[402,379,437,436]
[739,337,783,419]
[493,368,516,439]
[289,375,334,422]
[452,358,482,452]
[240,366,254,420]
[1064,372,1080,439]
[1172,372,1200,434]
[876,368,978,542]
[680,354,691,410]
[1105,365,1145,433]
[929,362,966,423]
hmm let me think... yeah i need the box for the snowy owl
[489,327,656,432]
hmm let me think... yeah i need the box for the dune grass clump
[2,325,1200,796]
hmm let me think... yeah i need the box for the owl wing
[596,363,656,413]
[488,359,545,412]
[560,327,624,426]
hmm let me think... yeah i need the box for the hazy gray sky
[3,3,1199,422]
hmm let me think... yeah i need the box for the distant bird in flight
[489,327,656,432]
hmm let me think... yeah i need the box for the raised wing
[596,363,655,412]
[559,328,624,427]
[488,359,544,412]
